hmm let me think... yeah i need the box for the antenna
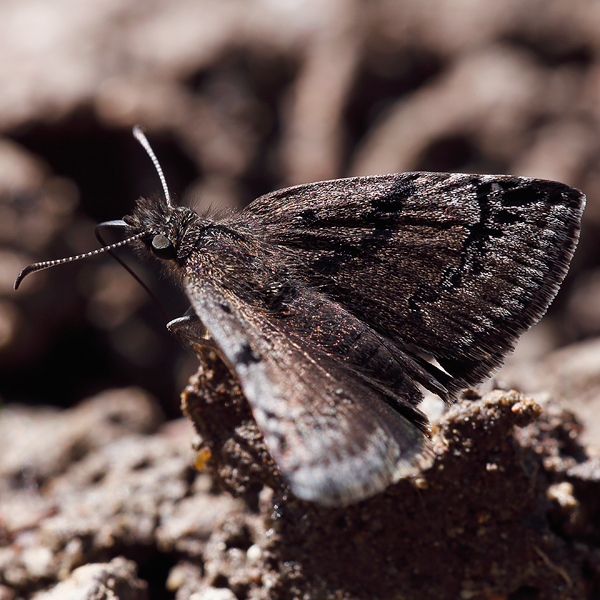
[14,232,145,290]
[133,125,173,208]
[14,127,172,293]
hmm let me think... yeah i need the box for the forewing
[236,173,585,391]
[184,277,432,507]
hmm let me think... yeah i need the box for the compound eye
[151,234,176,259]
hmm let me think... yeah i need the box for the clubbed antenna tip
[133,125,173,208]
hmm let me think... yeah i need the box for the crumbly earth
[2,346,600,600]
[181,351,600,600]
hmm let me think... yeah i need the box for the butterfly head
[14,126,198,290]
[123,197,201,266]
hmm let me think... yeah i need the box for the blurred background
[1,0,600,418]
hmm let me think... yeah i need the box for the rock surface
[2,351,600,598]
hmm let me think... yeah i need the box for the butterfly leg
[167,311,219,351]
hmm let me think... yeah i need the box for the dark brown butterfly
[15,127,585,507]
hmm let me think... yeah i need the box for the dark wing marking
[184,277,433,507]
[235,172,585,393]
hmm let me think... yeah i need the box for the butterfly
[15,127,585,507]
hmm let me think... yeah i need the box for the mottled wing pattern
[238,173,585,395]
[184,277,432,507]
